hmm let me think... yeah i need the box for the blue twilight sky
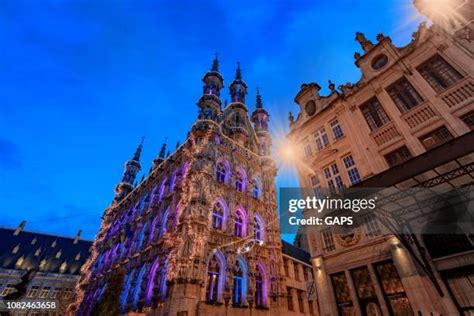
[0,0,425,241]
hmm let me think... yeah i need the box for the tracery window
[206,256,220,302]
[253,216,263,242]
[234,210,245,237]
[131,265,147,309]
[252,180,260,199]
[255,265,265,308]
[235,172,245,192]
[216,162,227,183]
[120,270,135,312]
[233,262,244,305]
[212,203,224,230]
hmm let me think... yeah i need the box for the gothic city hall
[1,0,473,316]
[70,59,298,316]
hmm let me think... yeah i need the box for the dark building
[0,221,92,315]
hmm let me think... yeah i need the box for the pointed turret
[251,88,271,155]
[229,62,248,104]
[159,141,167,159]
[113,139,144,204]
[255,87,263,109]
[152,138,167,170]
[198,54,224,121]
[211,52,219,72]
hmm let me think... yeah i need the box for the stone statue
[328,80,337,94]
[288,112,294,125]
[355,32,374,52]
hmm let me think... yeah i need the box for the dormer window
[371,54,388,70]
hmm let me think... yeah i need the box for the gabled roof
[0,227,92,275]
[281,239,311,265]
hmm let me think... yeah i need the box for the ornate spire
[211,52,219,72]
[256,87,263,109]
[235,62,242,80]
[251,87,269,136]
[201,54,224,100]
[132,137,145,161]
[230,62,247,103]
[159,137,167,159]
[113,138,143,204]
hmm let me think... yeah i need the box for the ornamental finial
[159,137,168,159]
[235,62,242,80]
[355,31,374,52]
[133,137,145,161]
[211,52,219,72]
[256,87,263,109]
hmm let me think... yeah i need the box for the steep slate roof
[281,239,311,265]
[0,227,92,275]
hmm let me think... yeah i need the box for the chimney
[13,220,27,236]
[73,230,82,244]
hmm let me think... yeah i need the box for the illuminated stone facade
[288,2,473,315]
[71,57,317,316]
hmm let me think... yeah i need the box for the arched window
[212,203,224,230]
[253,216,263,241]
[216,162,227,183]
[255,267,264,307]
[135,195,147,215]
[233,261,245,305]
[135,223,147,252]
[160,208,170,237]
[252,180,259,199]
[235,172,244,192]
[148,217,158,244]
[120,270,135,312]
[206,256,220,302]
[158,179,167,201]
[169,172,177,192]
[145,259,160,305]
[235,211,244,237]
[157,265,168,300]
[131,265,147,309]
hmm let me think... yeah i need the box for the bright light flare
[277,138,298,165]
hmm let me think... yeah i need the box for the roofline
[282,253,312,267]
[0,226,93,243]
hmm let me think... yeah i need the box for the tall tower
[72,56,285,316]
[251,88,271,156]
[113,140,143,204]
[197,53,224,121]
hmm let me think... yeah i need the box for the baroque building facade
[0,221,91,315]
[288,1,473,315]
[71,58,317,316]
